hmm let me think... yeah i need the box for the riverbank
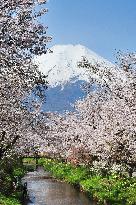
[0,156,26,205]
[0,194,21,205]
[37,158,136,205]
[22,166,93,205]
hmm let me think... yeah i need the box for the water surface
[22,167,94,205]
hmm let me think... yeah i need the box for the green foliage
[23,158,36,165]
[80,176,102,193]
[81,175,136,204]
[25,164,36,172]
[65,166,88,184]
[0,194,21,205]
[23,157,39,171]
[0,156,25,198]
[38,158,89,184]
[39,158,72,179]
[13,168,25,178]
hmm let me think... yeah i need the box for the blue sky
[43,0,136,62]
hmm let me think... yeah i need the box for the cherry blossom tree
[0,0,51,159]
[76,52,136,174]
[40,52,135,176]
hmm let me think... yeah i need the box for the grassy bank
[0,194,21,205]
[38,158,136,205]
[0,156,26,205]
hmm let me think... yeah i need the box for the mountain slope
[35,44,114,112]
[35,44,113,88]
[41,80,86,113]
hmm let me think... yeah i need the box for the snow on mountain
[34,44,118,112]
[35,44,113,88]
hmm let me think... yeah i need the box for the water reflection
[23,168,93,205]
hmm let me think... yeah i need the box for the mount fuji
[35,44,113,113]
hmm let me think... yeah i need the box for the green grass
[23,157,37,171]
[37,158,136,205]
[0,194,21,205]
[22,157,36,165]
[80,176,136,204]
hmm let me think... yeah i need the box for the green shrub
[65,166,88,184]
[120,182,136,205]
[23,158,36,165]
[0,156,25,198]
[13,168,25,178]
[81,175,136,204]
[0,194,21,205]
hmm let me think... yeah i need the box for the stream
[22,166,94,205]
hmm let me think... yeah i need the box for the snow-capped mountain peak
[35,44,112,88]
